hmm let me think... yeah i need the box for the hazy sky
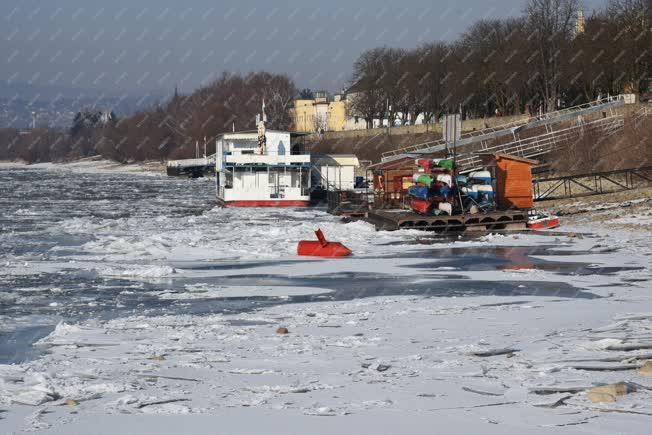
[2,0,607,96]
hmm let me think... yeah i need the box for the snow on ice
[1,165,651,433]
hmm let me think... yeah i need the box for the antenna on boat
[257,98,267,155]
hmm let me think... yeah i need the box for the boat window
[301,168,310,188]
[234,169,244,186]
[291,169,300,187]
[268,169,278,184]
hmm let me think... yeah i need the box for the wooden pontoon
[366,209,529,232]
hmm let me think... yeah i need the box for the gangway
[381,95,627,161]
[455,115,625,173]
[311,164,341,192]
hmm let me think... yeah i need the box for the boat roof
[311,154,360,167]
[218,130,309,140]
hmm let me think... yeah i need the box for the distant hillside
[0,82,165,129]
[0,81,163,101]
[0,71,296,163]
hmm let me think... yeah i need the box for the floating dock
[166,157,215,178]
[365,209,528,232]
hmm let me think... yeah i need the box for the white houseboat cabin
[215,127,312,207]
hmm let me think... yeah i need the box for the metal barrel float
[297,229,352,258]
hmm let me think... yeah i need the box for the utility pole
[386,99,391,133]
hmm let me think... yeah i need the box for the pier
[166,156,215,178]
[365,209,529,232]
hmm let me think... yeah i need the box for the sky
[2,0,607,96]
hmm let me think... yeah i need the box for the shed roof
[311,154,360,167]
[476,152,539,165]
[367,156,416,171]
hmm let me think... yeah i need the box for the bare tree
[253,72,297,131]
[416,42,451,123]
[458,18,530,116]
[348,48,388,128]
[606,0,651,93]
[347,88,385,129]
[525,0,580,112]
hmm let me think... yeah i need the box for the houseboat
[215,125,313,207]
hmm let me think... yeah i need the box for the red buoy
[297,229,352,258]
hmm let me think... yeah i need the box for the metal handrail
[381,94,626,159]
[455,115,625,173]
[633,104,651,128]
[533,166,652,201]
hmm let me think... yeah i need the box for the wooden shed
[478,153,538,210]
[367,157,419,209]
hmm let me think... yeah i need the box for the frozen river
[1,165,651,434]
[0,166,611,363]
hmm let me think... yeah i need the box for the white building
[311,154,360,191]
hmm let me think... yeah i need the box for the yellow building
[290,93,349,133]
[326,98,347,132]
[291,100,316,133]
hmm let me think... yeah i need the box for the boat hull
[527,217,560,230]
[222,200,311,208]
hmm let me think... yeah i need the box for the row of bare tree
[348,0,650,127]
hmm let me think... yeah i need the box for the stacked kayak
[459,170,496,210]
[408,159,455,215]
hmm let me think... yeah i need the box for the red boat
[527,215,560,230]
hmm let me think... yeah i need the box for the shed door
[498,160,533,209]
